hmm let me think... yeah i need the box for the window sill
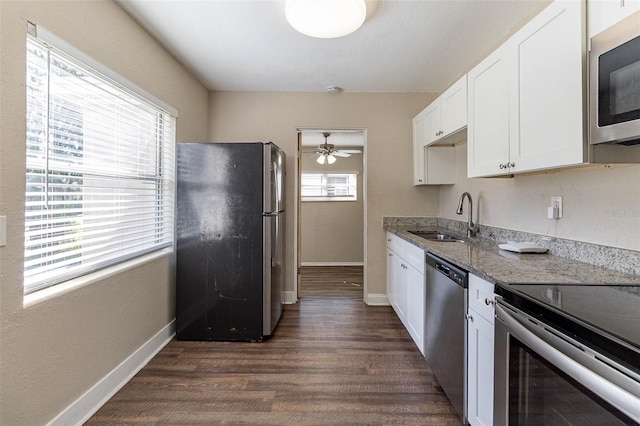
[302,197,357,202]
[23,247,173,309]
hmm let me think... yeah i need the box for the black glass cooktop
[496,283,640,374]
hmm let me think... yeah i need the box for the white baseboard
[366,293,390,306]
[282,291,297,304]
[301,262,364,267]
[48,320,175,426]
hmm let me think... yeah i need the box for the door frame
[292,127,368,302]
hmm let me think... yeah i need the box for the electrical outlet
[550,196,563,218]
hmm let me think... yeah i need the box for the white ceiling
[117,0,547,94]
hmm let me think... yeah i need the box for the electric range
[494,282,640,424]
[496,283,640,371]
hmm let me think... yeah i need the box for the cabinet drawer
[387,233,425,274]
[469,274,495,324]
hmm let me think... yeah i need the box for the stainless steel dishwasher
[424,252,468,424]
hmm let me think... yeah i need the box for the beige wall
[209,92,440,300]
[301,152,364,264]
[0,1,210,424]
[440,144,640,251]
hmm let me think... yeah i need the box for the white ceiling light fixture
[285,0,367,39]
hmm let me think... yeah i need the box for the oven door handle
[496,304,640,423]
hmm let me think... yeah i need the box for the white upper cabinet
[441,76,468,137]
[413,113,427,185]
[509,0,585,173]
[467,0,586,178]
[423,101,442,146]
[588,0,640,38]
[467,43,512,177]
[424,75,468,146]
[413,108,456,186]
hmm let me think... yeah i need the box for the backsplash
[383,216,639,276]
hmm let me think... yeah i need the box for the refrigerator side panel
[176,143,264,341]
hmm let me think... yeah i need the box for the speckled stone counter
[384,217,640,285]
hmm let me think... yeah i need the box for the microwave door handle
[495,304,640,423]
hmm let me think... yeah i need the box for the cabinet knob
[485,298,494,306]
[499,163,506,169]
[465,313,473,321]
[418,179,423,182]
[509,162,516,168]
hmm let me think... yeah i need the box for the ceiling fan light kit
[317,153,337,165]
[313,132,361,165]
[285,0,367,39]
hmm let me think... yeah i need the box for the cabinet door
[387,247,395,307]
[423,100,442,146]
[413,113,426,185]
[467,310,494,426]
[467,43,511,177]
[405,264,425,355]
[393,256,407,320]
[509,0,585,173]
[441,76,467,136]
[588,0,640,38]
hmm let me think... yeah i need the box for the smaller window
[301,172,357,201]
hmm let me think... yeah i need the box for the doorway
[295,129,366,300]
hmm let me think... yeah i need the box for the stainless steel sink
[409,231,462,242]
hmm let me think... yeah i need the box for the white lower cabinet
[467,274,495,426]
[386,233,425,355]
[405,264,425,353]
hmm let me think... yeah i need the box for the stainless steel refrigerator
[175,142,285,341]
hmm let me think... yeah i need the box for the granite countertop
[385,226,640,286]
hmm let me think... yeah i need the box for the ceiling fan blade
[333,151,351,157]
[339,149,362,154]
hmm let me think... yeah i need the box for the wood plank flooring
[299,266,364,298]
[87,266,459,425]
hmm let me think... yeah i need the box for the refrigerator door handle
[262,211,280,217]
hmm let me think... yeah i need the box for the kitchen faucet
[456,192,478,238]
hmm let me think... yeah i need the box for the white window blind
[24,33,176,294]
[301,172,357,201]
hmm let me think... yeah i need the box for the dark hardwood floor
[87,266,458,425]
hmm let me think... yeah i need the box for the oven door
[494,302,640,425]
[590,11,640,145]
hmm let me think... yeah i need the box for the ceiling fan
[314,132,362,164]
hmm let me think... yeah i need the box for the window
[24,27,176,294]
[301,172,358,201]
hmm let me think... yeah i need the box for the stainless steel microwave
[590,11,640,146]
